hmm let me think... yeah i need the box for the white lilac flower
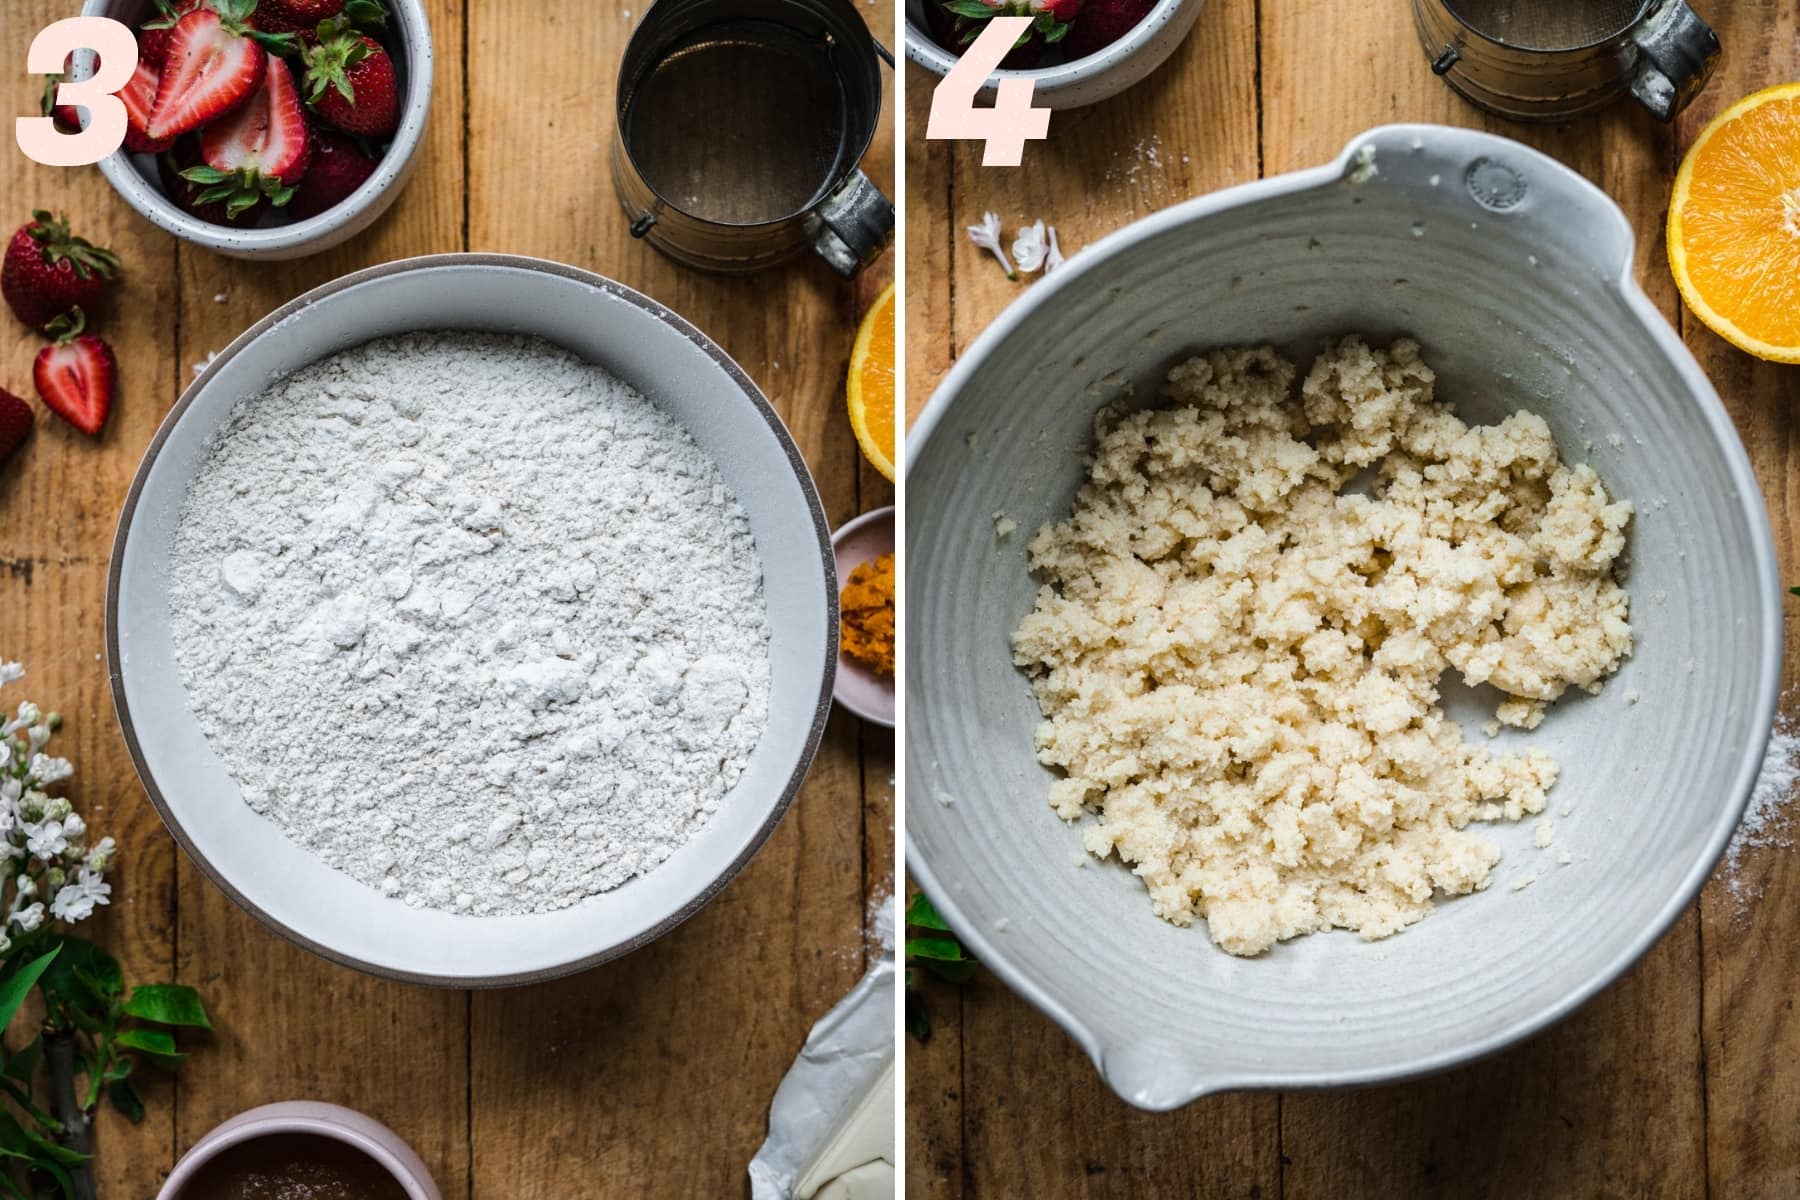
[25,726,49,754]
[49,868,109,924]
[24,820,66,862]
[1012,220,1049,274]
[0,663,22,687]
[85,837,116,874]
[967,212,1016,281]
[61,813,84,842]
[10,903,44,933]
[1045,225,1066,273]
[26,755,71,787]
[1,703,39,737]
[0,934,13,956]
[41,797,69,822]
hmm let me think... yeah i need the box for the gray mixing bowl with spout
[904,124,1781,1109]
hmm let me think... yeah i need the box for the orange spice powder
[840,552,895,675]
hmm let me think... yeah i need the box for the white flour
[168,333,771,915]
[1722,718,1800,908]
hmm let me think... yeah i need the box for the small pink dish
[832,506,895,728]
[157,1101,440,1199]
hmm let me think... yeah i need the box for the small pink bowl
[157,1101,440,1199]
[832,506,895,728]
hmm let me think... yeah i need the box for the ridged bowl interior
[904,125,1780,1108]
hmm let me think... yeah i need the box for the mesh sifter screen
[1443,0,1650,50]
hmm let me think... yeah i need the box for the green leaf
[943,1,998,16]
[344,0,390,26]
[1041,18,1070,42]
[905,936,965,963]
[38,939,120,1019]
[178,165,230,185]
[1789,586,1799,597]
[107,1078,144,1124]
[906,990,931,1042]
[124,985,211,1030]
[0,948,59,1032]
[904,893,949,931]
[0,1078,58,1132]
[114,1028,181,1062]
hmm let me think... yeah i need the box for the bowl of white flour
[906,126,1782,1106]
[108,255,836,985]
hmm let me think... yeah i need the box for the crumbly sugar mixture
[1011,338,1632,956]
[169,333,770,916]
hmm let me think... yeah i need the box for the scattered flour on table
[1011,338,1634,957]
[1721,719,1800,908]
[168,332,770,916]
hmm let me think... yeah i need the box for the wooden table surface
[904,1,1800,1195]
[0,0,894,1194]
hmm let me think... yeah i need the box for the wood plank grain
[465,0,894,1193]
[168,3,472,1196]
[1259,2,1705,1196]
[1,3,182,1190]
[1689,3,1800,1196]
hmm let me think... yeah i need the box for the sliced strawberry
[33,310,115,437]
[160,138,253,224]
[121,58,174,154]
[301,18,400,137]
[40,67,83,133]
[290,128,378,219]
[0,389,31,463]
[139,0,204,70]
[188,56,312,219]
[2,212,120,333]
[146,1,295,141]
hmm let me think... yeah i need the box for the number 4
[15,17,139,168]
[926,16,1051,168]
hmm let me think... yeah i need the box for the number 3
[15,17,139,167]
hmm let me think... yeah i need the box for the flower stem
[44,1031,95,1200]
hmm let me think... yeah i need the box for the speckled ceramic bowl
[79,0,433,259]
[157,1102,439,1200]
[109,255,836,986]
[904,0,1203,109]
[905,124,1782,1108]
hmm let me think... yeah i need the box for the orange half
[848,280,897,482]
[1668,82,1800,362]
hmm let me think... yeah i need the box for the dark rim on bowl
[107,253,839,988]
[164,1117,429,1200]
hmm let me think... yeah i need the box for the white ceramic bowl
[79,0,433,259]
[158,1102,439,1200]
[904,0,1204,109]
[109,254,837,986]
[905,125,1783,1108]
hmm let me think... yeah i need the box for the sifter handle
[1627,0,1720,122]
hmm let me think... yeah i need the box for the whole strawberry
[252,0,343,34]
[0,389,32,463]
[1,212,120,333]
[301,18,400,137]
[34,310,116,438]
[1061,0,1154,59]
[927,0,1081,67]
[290,128,380,219]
